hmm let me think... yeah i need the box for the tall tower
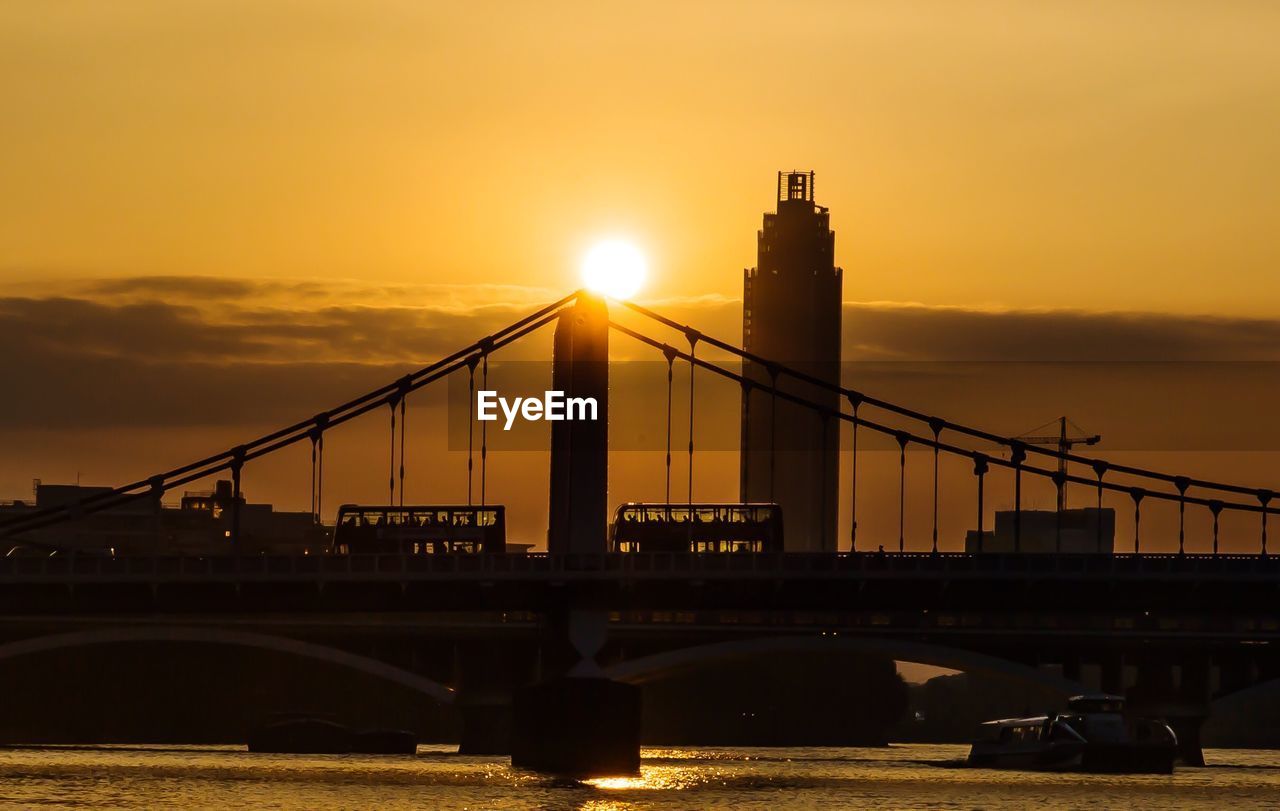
[741,171,842,552]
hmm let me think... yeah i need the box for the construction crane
[1015,417,1102,512]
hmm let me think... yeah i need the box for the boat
[247,714,417,755]
[351,727,418,755]
[966,694,1177,774]
[248,716,352,754]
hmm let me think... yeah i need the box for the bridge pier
[1061,655,1081,684]
[458,700,512,756]
[509,293,641,777]
[513,675,640,776]
[1128,657,1209,767]
[511,610,640,776]
[454,643,534,756]
[1100,655,1125,696]
[1165,714,1207,768]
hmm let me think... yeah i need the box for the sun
[581,239,647,300]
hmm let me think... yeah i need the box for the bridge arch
[0,626,455,704]
[604,635,1087,695]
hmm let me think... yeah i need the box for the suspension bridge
[0,289,1276,773]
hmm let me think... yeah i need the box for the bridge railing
[2,552,1279,580]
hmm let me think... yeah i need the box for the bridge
[0,290,1276,773]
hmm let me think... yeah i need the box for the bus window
[332,505,507,555]
[611,503,782,554]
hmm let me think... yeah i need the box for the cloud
[1,274,562,313]
[83,276,261,299]
[0,277,1278,449]
[0,278,569,429]
[0,288,562,366]
[842,303,1280,362]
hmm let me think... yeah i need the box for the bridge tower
[741,171,843,551]
[512,290,640,776]
[547,292,609,554]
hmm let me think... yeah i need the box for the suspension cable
[467,357,477,506]
[388,397,397,505]
[664,347,675,511]
[849,394,861,552]
[1053,470,1065,553]
[230,446,244,550]
[1211,500,1223,555]
[1131,488,1144,554]
[620,299,1270,500]
[974,454,989,553]
[929,418,942,554]
[821,412,831,551]
[607,320,1268,517]
[1010,442,1026,553]
[896,432,908,552]
[481,353,489,507]
[768,365,778,504]
[1093,460,1107,552]
[316,429,325,525]
[1262,491,1273,556]
[398,391,407,508]
[0,300,571,540]
[687,331,698,507]
[310,433,318,521]
[740,378,751,501]
[1175,476,1190,555]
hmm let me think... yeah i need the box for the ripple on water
[0,744,1275,810]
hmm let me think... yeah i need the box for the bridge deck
[2,551,1278,582]
[0,553,1274,623]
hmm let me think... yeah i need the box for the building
[740,171,843,552]
[0,479,326,556]
[965,508,1116,554]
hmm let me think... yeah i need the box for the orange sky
[3,1,1279,314]
[1,2,1279,559]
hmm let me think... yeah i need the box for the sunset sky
[2,2,1278,554]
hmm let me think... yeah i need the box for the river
[0,744,1276,809]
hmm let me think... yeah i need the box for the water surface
[0,743,1275,809]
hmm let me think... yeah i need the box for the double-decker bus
[610,503,783,553]
[331,505,506,554]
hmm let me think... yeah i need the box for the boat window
[1001,725,1040,743]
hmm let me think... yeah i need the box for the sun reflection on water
[580,761,723,795]
[585,776,647,790]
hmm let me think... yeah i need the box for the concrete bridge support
[1100,654,1125,696]
[512,609,641,776]
[512,295,641,776]
[1171,657,1212,768]
[1128,657,1209,767]
[455,642,534,755]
